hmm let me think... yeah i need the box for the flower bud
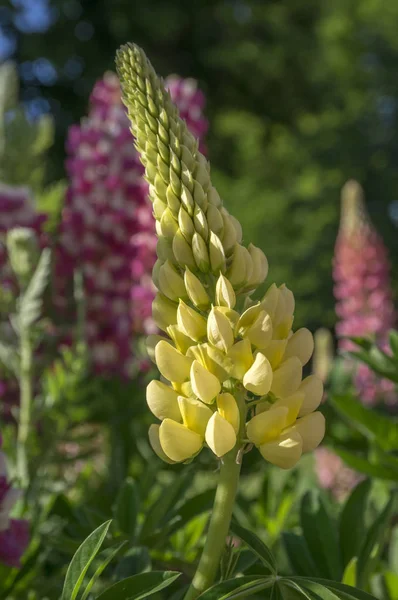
[230,214,243,244]
[227,244,251,288]
[177,300,207,341]
[160,207,179,240]
[227,338,254,380]
[155,340,193,383]
[152,259,162,288]
[172,229,197,271]
[261,283,279,321]
[146,380,182,421]
[220,208,237,254]
[207,307,234,352]
[236,302,263,332]
[271,357,302,399]
[159,418,203,462]
[153,196,167,220]
[167,324,195,354]
[192,232,210,272]
[215,274,236,309]
[217,392,240,434]
[149,424,176,464]
[246,406,288,446]
[157,236,175,262]
[178,206,195,241]
[244,310,273,349]
[243,352,273,396]
[259,432,303,469]
[152,293,177,332]
[190,360,221,404]
[184,268,210,309]
[193,204,209,240]
[7,227,40,286]
[178,396,213,436]
[209,231,226,273]
[205,412,236,457]
[298,375,324,417]
[206,204,224,237]
[247,244,268,287]
[181,184,194,216]
[284,328,314,366]
[166,184,180,214]
[208,186,222,208]
[146,333,168,363]
[158,260,187,301]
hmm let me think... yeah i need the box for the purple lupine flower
[0,436,29,567]
[56,71,208,376]
[333,180,397,406]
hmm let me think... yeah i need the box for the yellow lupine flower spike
[116,44,325,466]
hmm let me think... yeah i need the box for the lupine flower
[0,435,29,567]
[116,44,325,468]
[315,447,363,501]
[56,71,208,375]
[334,180,397,405]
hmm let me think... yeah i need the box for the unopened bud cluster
[117,44,325,468]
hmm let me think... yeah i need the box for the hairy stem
[17,326,32,486]
[183,392,246,599]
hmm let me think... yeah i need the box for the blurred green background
[1,0,398,330]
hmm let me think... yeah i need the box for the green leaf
[349,347,398,384]
[389,331,398,359]
[229,521,277,574]
[282,532,319,577]
[342,558,357,587]
[0,341,19,375]
[61,520,111,600]
[114,478,140,540]
[357,495,396,588]
[300,491,342,580]
[384,571,398,600]
[332,395,398,451]
[285,577,378,600]
[20,248,51,328]
[113,547,151,580]
[334,448,398,482]
[81,542,126,600]
[389,526,398,572]
[197,576,275,599]
[96,571,181,600]
[339,480,371,567]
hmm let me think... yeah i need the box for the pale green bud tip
[7,227,39,281]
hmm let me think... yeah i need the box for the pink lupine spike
[55,71,208,377]
[333,179,397,406]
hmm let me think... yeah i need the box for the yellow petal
[167,324,194,354]
[152,293,178,332]
[217,392,240,434]
[159,419,203,462]
[246,406,288,446]
[245,310,273,349]
[247,244,268,287]
[146,334,168,363]
[187,343,230,382]
[227,244,251,287]
[236,302,262,332]
[261,339,287,369]
[148,424,176,464]
[209,231,227,273]
[243,352,273,396]
[259,432,303,469]
[287,412,325,453]
[155,340,193,383]
[272,392,304,427]
[190,360,221,404]
[284,328,314,366]
[178,396,213,437]
[227,339,254,380]
[146,380,182,422]
[260,283,279,321]
[177,300,207,341]
[184,268,210,309]
[271,357,302,398]
[158,260,187,301]
[298,375,324,417]
[205,412,237,457]
[207,307,234,352]
[215,273,236,309]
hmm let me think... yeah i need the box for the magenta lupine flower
[314,447,363,501]
[56,71,208,376]
[333,180,397,406]
[0,436,29,567]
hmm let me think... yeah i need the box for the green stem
[183,390,246,600]
[17,326,32,486]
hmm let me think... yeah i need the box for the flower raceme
[116,44,325,469]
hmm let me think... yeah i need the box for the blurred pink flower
[314,447,363,501]
[0,437,29,567]
[333,180,397,406]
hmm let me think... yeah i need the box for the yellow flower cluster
[116,43,325,469]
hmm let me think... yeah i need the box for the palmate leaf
[339,480,371,568]
[196,576,275,599]
[61,520,111,600]
[95,571,181,600]
[19,248,51,329]
[229,521,277,574]
[281,577,378,600]
[81,542,126,600]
